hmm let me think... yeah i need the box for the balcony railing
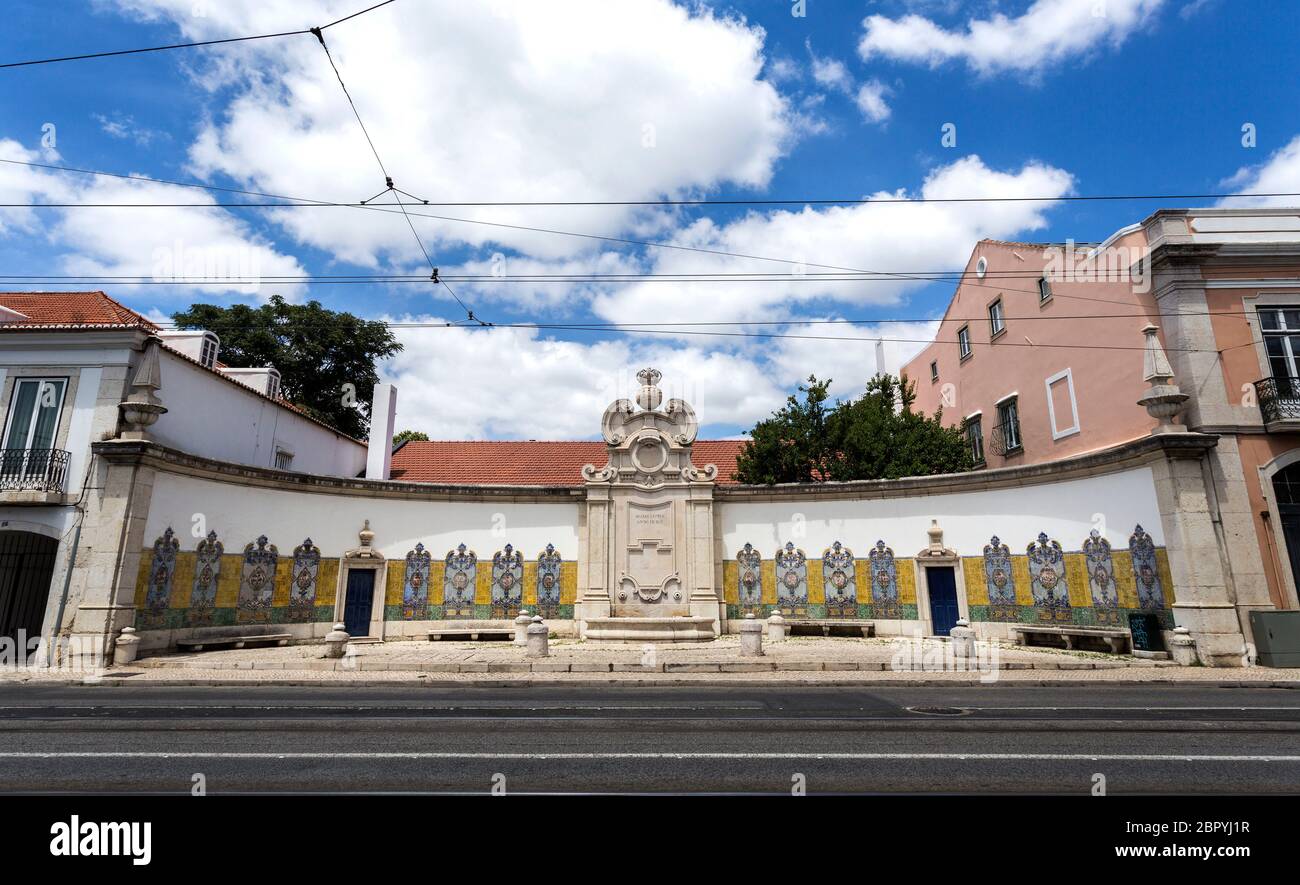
[1256,376,1300,424]
[989,420,1023,457]
[0,449,70,493]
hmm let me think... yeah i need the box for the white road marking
[0,752,1297,762]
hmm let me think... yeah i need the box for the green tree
[393,429,429,447]
[171,296,401,439]
[733,373,972,485]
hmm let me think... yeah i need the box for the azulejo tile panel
[534,544,563,618]
[491,544,525,618]
[774,542,809,617]
[735,543,762,615]
[188,531,223,628]
[443,543,477,619]
[867,540,900,620]
[237,536,278,624]
[1027,533,1071,623]
[288,539,321,624]
[402,543,431,620]
[140,528,179,629]
[822,542,856,617]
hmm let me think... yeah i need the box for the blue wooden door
[927,566,960,638]
[343,569,376,637]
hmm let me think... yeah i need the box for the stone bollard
[324,623,350,659]
[113,626,140,666]
[740,613,764,657]
[527,616,549,658]
[766,612,786,642]
[514,610,532,646]
[950,618,976,660]
[1169,626,1198,667]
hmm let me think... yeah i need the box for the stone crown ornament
[582,367,717,488]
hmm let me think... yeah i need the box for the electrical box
[1249,610,1300,668]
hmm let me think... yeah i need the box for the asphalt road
[1,682,1298,794]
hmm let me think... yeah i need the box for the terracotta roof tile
[0,291,158,329]
[389,439,747,486]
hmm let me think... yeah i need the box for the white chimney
[367,383,397,480]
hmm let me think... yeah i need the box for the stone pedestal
[739,614,764,657]
[1169,626,1198,667]
[767,613,787,642]
[324,624,350,659]
[514,611,531,646]
[526,617,549,658]
[950,618,976,660]
[112,626,140,666]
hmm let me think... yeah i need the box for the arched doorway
[0,531,57,646]
[1272,463,1300,606]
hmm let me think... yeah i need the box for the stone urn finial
[928,519,944,553]
[358,519,375,554]
[1137,324,1189,434]
[118,338,168,440]
[635,367,663,411]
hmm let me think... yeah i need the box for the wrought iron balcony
[0,448,71,493]
[1256,376,1300,425]
[988,420,1023,457]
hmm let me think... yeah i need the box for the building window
[988,298,1006,338]
[957,325,972,360]
[274,449,294,470]
[1038,276,1052,303]
[199,333,219,369]
[965,416,985,465]
[3,378,67,453]
[975,256,987,278]
[266,375,280,400]
[930,360,939,382]
[995,397,1022,455]
[1261,308,1300,384]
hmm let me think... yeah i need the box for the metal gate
[0,531,58,646]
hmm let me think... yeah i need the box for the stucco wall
[150,351,367,477]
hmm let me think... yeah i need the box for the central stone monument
[577,368,721,641]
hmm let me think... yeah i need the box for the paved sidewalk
[5,635,1298,686]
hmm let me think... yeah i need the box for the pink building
[905,232,1161,468]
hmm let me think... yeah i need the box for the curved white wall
[143,472,581,560]
[719,467,1164,556]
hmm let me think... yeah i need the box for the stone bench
[427,628,513,642]
[1011,624,1131,655]
[786,619,875,638]
[175,633,291,652]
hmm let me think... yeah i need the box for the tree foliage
[393,429,429,447]
[733,374,973,485]
[171,296,402,440]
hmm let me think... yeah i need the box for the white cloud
[0,137,306,297]
[0,139,70,234]
[591,154,1074,327]
[380,316,785,438]
[112,0,797,266]
[1220,134,1300,207]
[92,112,166,146]
[858,0,1165,74]
[854,80,892,123]
[810,55,853,93]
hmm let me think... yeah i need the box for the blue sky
[1,0,1298,439]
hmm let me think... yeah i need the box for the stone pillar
[324,624,350,658]
[1148,444,1246,666]
[526,616,549,658]
[67,448,157,668]
[950,618,976,660]
[766,613,787,642]
[739,613,764,656]
[514,610,531,646]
